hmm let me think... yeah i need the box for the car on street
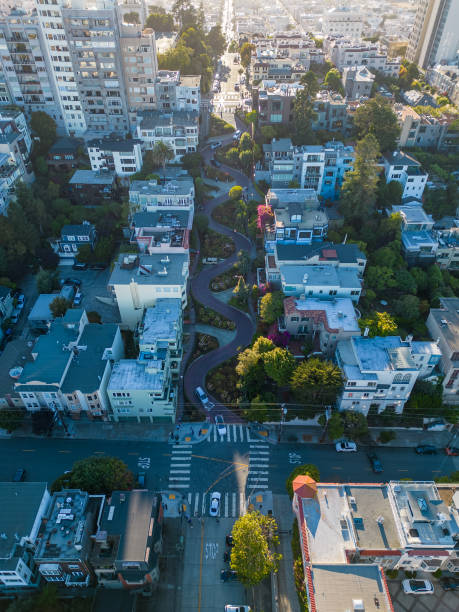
[88,263,107,270]
[221,570,238,583]
[234,83,239,91]
[425,420,446,431]
[215,415,227,436]
[62,278,82,287]
[367,450,383,473]
[195,386,214,410]
[13,468,25,482]
[211,158,222,168]
[17,294,25,305]
[209,491,221,517]
[445,446,459,456]
[72,262,88,270]
[10,310,20,324]
[402,579,434,595]
[232,129,241,140]
[335,440,357,452]
[226,534,234,547]
[415,445,437,455]
[225,606,250,612]
[440,577,459,591]
[73,291,82,306]
[210,141,222,150]
[136,471,146,488]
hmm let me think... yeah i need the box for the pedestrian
[199,428,202,436]
[175,434,179,442]
[164,503,168,511]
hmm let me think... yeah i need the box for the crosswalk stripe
[225,493,229,517]
[170,470,190,474]
[249,444,269,449]
[239,424,243,441]
[169,483,189,489]
[202,493,206,516]
[240,492,246,515]
[213,426,217,442]
[248,477,268,482]
[227,427,231,443]
[249,471,269,475]
[250,451,269,455]
[194,493,200,516]
[169,477,190,481]
[170,462,190,467]
[250,484,268,489]
[232,493,236,516]
[188,492,192,505]
[172,445,192,449]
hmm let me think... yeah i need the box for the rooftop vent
[158,266,168,276]
[353,599,364,610]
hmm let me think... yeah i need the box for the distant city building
[325,37,400,77]
[322,9,362,39]
[426,65,459,105]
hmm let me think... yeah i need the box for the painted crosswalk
[168,444,192,490]
[184,491,247,518]
[247,443,270,491]
[206,424,267,443]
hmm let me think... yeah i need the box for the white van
[195,386,214,410]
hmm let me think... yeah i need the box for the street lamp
[279,404,287,442]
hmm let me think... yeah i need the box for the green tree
[261,125,277,143]
[292,85,318,145]
[237,249,250,276]
[290,358,343,405]
[394,294,421,321]
[365,266,396,293]
[146,12,175,31]
[359,311,398,337]
[263,347,296,386]
[36,268,59,294]
[238,149,253,175]
[230,511,281,587]
[76,244,92,263]
[51,455,134,495]
[239,132,253,151]
[30,111,56,155]
[259,291,284,324]
[327,412,344,441]
[395,269,417,294]
[151,140,175,176]
[324,68,343,93]
[123,11,140,23]
[243,392,275,423]
[172,0,197,30]
[353,95,400,151]
[226,147,240,165]
[340,134,380,222]
[232,275,250,304]
[0,408,24,433]
[240,42,255,68]
[286,464,320,499]
[49,296,71,318]
[229,185,243,200]
[206,25,226,59]
[343,410,368,439]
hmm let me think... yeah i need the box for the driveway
[387,573,459,611]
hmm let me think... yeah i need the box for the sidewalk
[167,421,210,445]
[273,494,301,612]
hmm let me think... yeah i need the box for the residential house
[0,151,22,215]
[265,242,367,286]
[154,71,200,113]
[389,201,437,266]
[109,253,188,330]
[336,335,441,415]
[343,66,375,101]
[130,209,191,255]
[252,57,309,83]
[136,110,199,162]
[281,296,361,356]
[426,65,459,106]
[383,151,428,200]
[47,137,81,173]
[427,297,459,404]
[91,491,162,591]
[52,222,97,263]
[395,104,449,150]
[326,38,400,77]
[252,81,303,127]
[434,217,459,269]
[129,175,195,215]
[322,10,363,38]
[312,90,348,134]
[0,109,33,192]
[0,482,50,591]
[264,188,328,253]
[87,138,143,178]
[68,170,116,203]
[34,489,102,588]
[107,298,181,423]
[27,294,58,331]
[280,265,362,302]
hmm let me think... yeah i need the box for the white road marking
[168,477,190,481]
[170,470,190,474]
[232,493,236,516]
[194,493,200,516]
[168,483,188,489]
[239,492,246,515]
[225,493,229,517]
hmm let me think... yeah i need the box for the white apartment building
[336,335,441,415]
[426,65,459,106]
[322,9,362,39]
[383,151,428,199]
[395,104,448,150]
[109,253,189,330]
[129,173,195,213]
[154,71,200,113]
[280,265,362,302]
[427,297,459,404]
[136,110,199,161]
[327,38,400,77]
[87,138,142,177]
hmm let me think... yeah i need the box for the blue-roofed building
[280,265,362,302]
[335,335,441,415]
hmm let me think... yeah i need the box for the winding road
[183,132,259,422]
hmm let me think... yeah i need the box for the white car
[73,291,82,306]
[233,129,241,140]
[210,141,222,150]
[209,491,221,517]
[335,441,357,452]
[215,415,227,436]
[225,607,251,612]
[402,579,434,595]
[17,294,25,305]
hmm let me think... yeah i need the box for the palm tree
[151,141,175,179]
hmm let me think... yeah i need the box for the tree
[324,68,343,94]
[30,111,56,155]
[0,408,24,433]
[365,265,396,293]
[229,185,243,200]
[353,95,400,152]
[259,291,284,324]
[206,25,226,59]
[263,347,296,386]
[261,125,276,143]
[51,455,134,495]
[230,511,281,587]
[238,149,253,175]
[243,392,275,423]
[394,294,421,321]
[359,311,397,337]
[343,410,368,439]
[237,249,250,276]
[36,268,59,294]
[395,269,417,294]
[172,0,197,30]
[226,147,240,165]
[327,412,344,441]
[239,132,253,151]
[50,296,71,318]
[232,275,250,304]
[340,133,381,222]
[240,42,255,68]
[194,212,209,233]
[32,409,55,435]
[286,464,320,499]
[151,140,175,176]
[292,87,318,145]
[146,12,175,31]
[290,358,343,405]
[123,11,140,23]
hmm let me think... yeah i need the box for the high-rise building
[406,0,459,68]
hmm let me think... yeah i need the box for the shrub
[432,569,442,579]
[286,464,320,499]
[379,430,396,444]
[385,569,398,579]
[404,570,417,578]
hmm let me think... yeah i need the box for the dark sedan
[415,445,437,455]
[440,577,459,591]
[367,451,383,473]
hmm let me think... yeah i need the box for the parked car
[425,420,447,431]
[195,386,214,410]
[233,129,241,140]
[367,450,383,473]
[225,607,250,612]
[211,158,222,168]
[415,445,437,455]
[13,468,25,482]
[226,535,234,547]
[215,415,227,436]
[17,294,25,305]
[209,491,221,517]
[221,570,238,582]
[136,471,146,488]
[73,291,82,306]
[440,577,459,591]
[445,446,459,456]
[402,579,434,595]
[335,440,357,452]
[210,141,222,150]
[10,310,20,324]
[89,263,107,270]
[234,83,240,91]
[72,262,88,270]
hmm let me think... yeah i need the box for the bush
[286,464,320,499]
[379,430,396,444]
[385,569,398,579]
[432,569,442,579]
[404,570,417,578]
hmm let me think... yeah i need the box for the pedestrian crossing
[206,423,265,443]
[247,442,270,491]
[168,444,192,489]
[183,491,248,518]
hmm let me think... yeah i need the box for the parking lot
[388,573,459,611]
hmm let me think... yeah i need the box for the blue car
[367,451,383,473]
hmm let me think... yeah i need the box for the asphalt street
[2,436,458,500]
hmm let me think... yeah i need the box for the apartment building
[434,217,459,269]
[292,476,459,611]
[68,168,116,202]
[322,9,363,39]
[281,296,361,356]
[427,297,459,404]
[426,64,459,105]
[0,151,23,215]
[87,138,142,177]
[383,151,428,200]
[312,90,348,133]
[129,174,195,214]
[343,65,375,101]
[389,201,437,266]
[0,482,50,590]
[336,335,441,415]
[154,70,200,113]
[34,489,102,588]
[130,209,191,255]
[252,56,309,83]
[108,253,188,330]
[280,264,362,302]
[406,0,459,68]
[326,38,400,77]
[395,104,449,150]
[136,110,199,162]
[252,81,303,127]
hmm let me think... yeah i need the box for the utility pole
[278,404,287,442]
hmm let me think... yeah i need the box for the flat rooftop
[140,298,181,345]
[402,230,437,250]
[351,336,417,373]
[275,242,365,264]
[69,169,115,186]
[130,177,194,198]
[108,359,165,392]
[311,564,392,612]
[280,265,361,289]
[109,253,188,287]
[285,297,359,332]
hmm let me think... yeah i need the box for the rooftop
[132,209,191,230]
[384,150,421,167]
[130,177,194,198]
[138,110,199,129]
[61,222,95,237]
[352,336,417,372]
[391,204,434,226]
[275,242,366,264]
[49,137,80,155]
[0,483,48,558]
[284,296,360,332]
[280,265,361,290]
[69,169,115,186]
[109,253,188,287]
[402,230,437,250]
[311,564,392,612]
[139,299,182,345]
[87,138,141,152]
[108,359,165,392]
